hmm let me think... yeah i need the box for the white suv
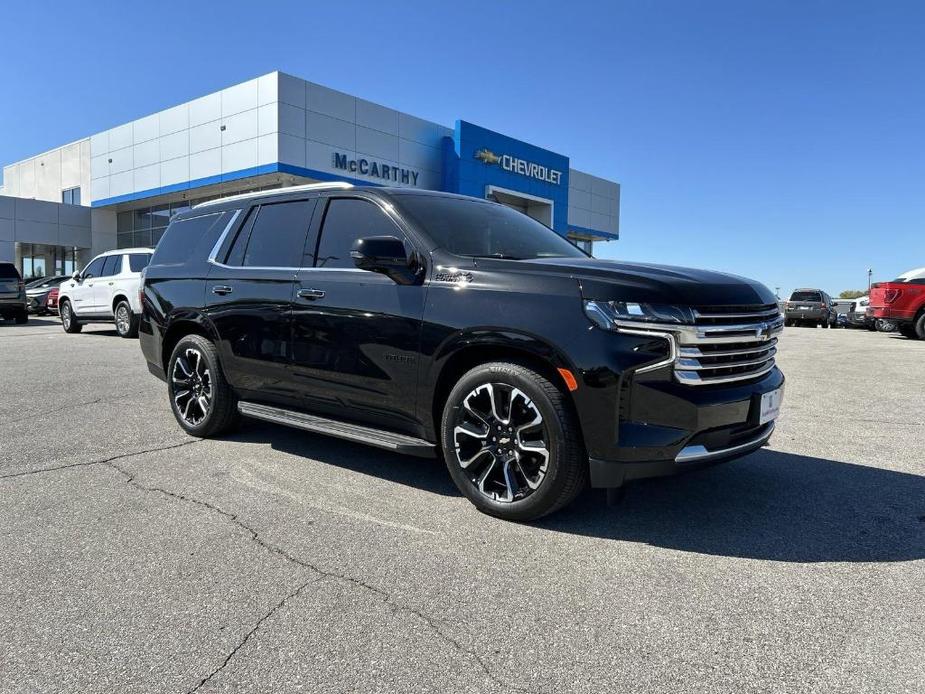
[58,247,154,338]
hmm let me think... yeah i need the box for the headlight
[584,300,694,329]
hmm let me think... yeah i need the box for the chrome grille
[673,304,783,385]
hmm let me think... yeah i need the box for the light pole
[867,268,873,295]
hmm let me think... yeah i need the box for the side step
[237,401,438,458]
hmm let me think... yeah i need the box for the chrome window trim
[206,209,243,265]
[194,182,354,209]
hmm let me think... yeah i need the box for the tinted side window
[315,198,399,268]
[101,255,122,277]
[82,257,106,279]
[236,200,315,268]
[151,213,225,266]
[0,264,19,279]
[129,254,151,272]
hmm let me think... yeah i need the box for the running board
[237,401,437,458]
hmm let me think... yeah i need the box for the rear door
[95,254,123,315]
[289,195,426,431]
[205,199,317,401]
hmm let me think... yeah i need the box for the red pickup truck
[868,266,925,339]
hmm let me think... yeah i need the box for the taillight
[884,289,903,304]
[18,280,24,292]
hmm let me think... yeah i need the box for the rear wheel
[821,320,829,329]
[914,313,925,340]
[14,310,27,325]
[899,324,918,339]
[59,300,82,333]
[114,300,138,338]
[167,335,239,437]
[441,362,587,522]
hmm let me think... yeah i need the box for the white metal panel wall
[0,139,90,205]
[567,169,620,235]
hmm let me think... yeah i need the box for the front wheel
[167,335,239,437]
[14,311,27,325]
[440,362,587,522]
[60,300,82,333]
[114,300,138,338]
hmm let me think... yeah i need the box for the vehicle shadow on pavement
[226,420,461,497]
[540,450,925,563]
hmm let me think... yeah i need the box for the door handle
[211,285,233,296]
[297,288,325,300]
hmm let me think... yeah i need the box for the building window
[62,187,81,205]
[16,243,80,279]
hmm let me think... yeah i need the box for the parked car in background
[46,287,60,314]
[869,266,925,339]
[25,275,69,315]
[0,262,28,324]
[784,289,836,328]
[58,248,153,338]
[845,296,872,329]
[139,183,785,522]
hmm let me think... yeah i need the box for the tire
[59,300,82,333]
[440,361,587,522]
[899,324,918,339]
[784,319,792,327]
[821,320,829,329]
[114,300,138,338]
[167,334,239,437]
[14,311,27,325]
[914,313,925,340]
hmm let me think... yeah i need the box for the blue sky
[2,1,923,296]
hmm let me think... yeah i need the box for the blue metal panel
[442,120,571,234]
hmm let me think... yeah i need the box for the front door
[204,199,317,402]
[70,255,105,314]
[290,196,426,433]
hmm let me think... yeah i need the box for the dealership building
[0,71,620,278]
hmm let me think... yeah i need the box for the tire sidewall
[441,363,574,521]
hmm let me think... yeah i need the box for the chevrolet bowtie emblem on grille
[474,148,500,165]
[756,322,770,340]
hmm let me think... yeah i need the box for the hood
[487,257,777,306]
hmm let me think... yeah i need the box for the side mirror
[350,236,421,285]
[71,271,81,282]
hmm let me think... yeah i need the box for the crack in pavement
[104,460,537,694]
[0,439,201,480]
[187,577,322,694]
[0,394,150,427]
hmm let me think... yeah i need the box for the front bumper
[585,366,784,488]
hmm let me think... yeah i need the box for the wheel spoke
[174,357,193,378]
[457,446,493,470]
[499,459,518,501]
[197,395,209,416]
[476,457,498,496]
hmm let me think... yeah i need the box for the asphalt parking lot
[1,318,923,693]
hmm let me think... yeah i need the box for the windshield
[394,194,587,260]
[790,291,822,302]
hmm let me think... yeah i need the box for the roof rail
[193,181,354,209]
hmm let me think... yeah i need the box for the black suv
[0,262,28,324]
[140,183,785,521]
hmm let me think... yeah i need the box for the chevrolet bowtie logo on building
[473,148,563,185]
[474,148,501,165]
